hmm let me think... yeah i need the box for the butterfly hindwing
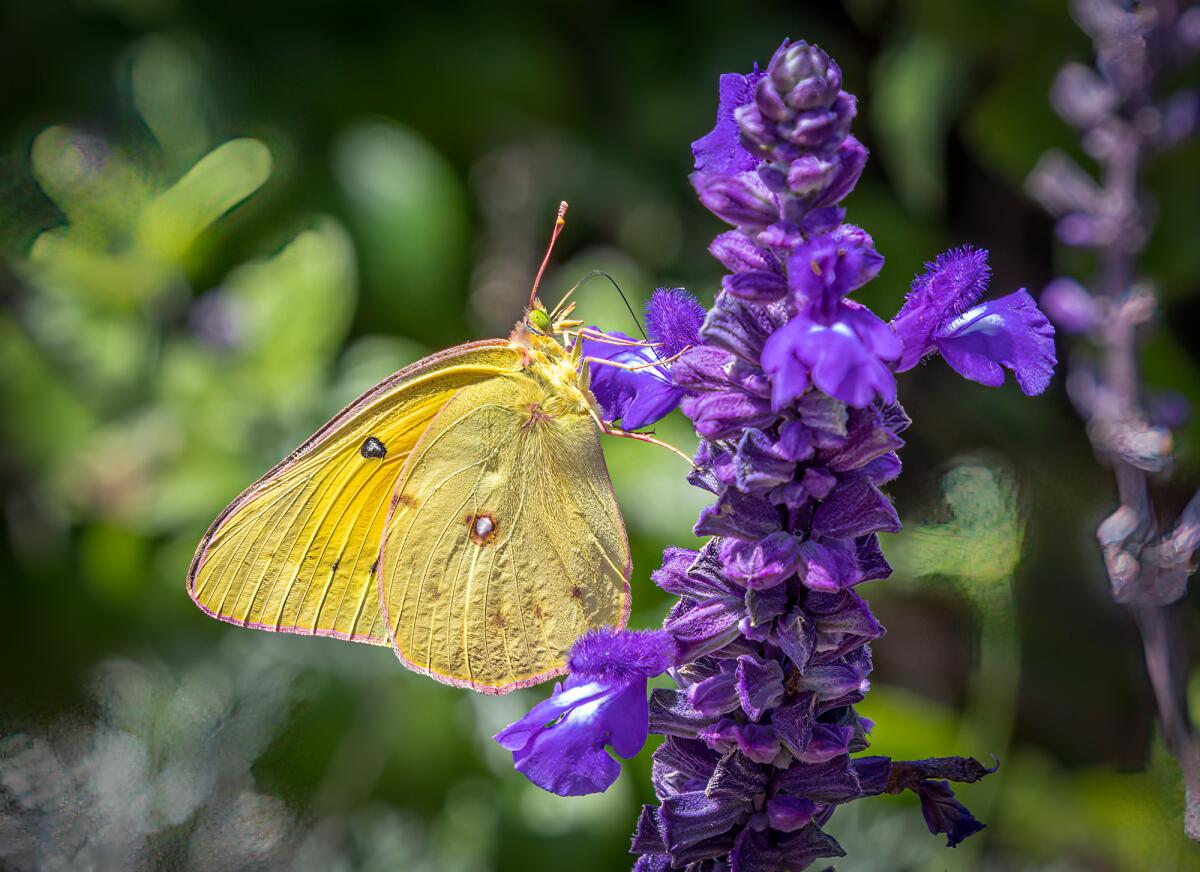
[187,341,523,644]
[377,370,631,694]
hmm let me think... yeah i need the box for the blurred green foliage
[2,2,1199,870]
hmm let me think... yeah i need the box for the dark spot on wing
[391,493,417,511]
[532,603,544,620]
[569,585,583,600]
[464,512,498,546]
[369,558,379,576]
[330,558,341,575]
[360,436,387,459]
[494,612,508,629]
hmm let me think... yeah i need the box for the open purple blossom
[583,288,706,430]
[493,627,676,797]
[497,36,1055,868]
[891,247,1056,394]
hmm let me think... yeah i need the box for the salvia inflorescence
[496,38,1057,870]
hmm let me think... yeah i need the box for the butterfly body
[188,320,631,694]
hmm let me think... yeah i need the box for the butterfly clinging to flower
[187,203,698,694]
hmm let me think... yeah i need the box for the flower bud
[692,170,779,228]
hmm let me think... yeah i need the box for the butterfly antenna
[529,201,569,310]
[552,269,649,343]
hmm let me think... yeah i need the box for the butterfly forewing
[187,341,523,644]
[377,371,631,694]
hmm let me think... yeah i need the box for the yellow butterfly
[188,204,677,694]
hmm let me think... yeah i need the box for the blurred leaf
[80,522,151,601]
[136,138,272,261]
[130,36,211,175]
[885,461,1023,605]
[333,121,467,338]
[871,35,963,213]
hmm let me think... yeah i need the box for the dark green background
[2,1,1199,869]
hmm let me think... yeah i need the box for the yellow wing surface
[188,337,632,694]
[377,371,631,694]
[187,340,524,645]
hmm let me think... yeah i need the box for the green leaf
[136,138,272,260]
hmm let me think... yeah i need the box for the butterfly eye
[529,309,552,332]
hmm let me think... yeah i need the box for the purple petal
[567,627,676,683]
[659,791,746,860]
[766,795,820,832]
[723,269,788,303]
[689,670,741,717]
[934,289,1057,395]
[812,136,868,208]
[811,475,901,539]
[646,287,706,359]
[914,780,987,847]
[692,170,779,229]
[735,654,786,721]
[692,71,764,175]
[798,723,854,763]
[892,246,992,372]
[582,329,684,430]
[719,532,803,589]
[493,681,607,752]
[797,539,862,591]
[663,598,745,663]
[682,390,777,441]
[762,314,898,410]
[501,681,627,797]
[710,230,778,274]
[734,722,782,764]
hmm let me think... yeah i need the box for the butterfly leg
[585,407,694,465]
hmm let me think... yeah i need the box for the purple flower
[936,291,1056,396]
[891,247,1057,395]
[583,288,705,430]
[493,628,676,797]
[1039,276,1098,334]
[761,302,901,409]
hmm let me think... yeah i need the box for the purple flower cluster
[497,38,1056,870]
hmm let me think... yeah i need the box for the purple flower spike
[495,35,1041,869]
[493,628,676,797]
